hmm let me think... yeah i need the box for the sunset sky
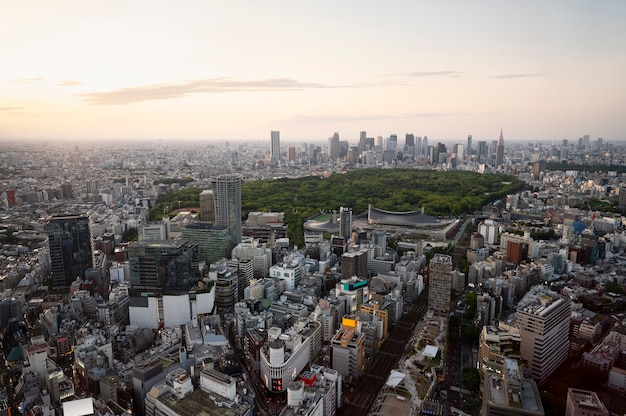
[2,1,625,143]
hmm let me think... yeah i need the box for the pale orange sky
[1,1,625,143]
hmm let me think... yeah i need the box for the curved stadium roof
[368,205,441,227]
[304,219,340,233]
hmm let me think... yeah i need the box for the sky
[1,1,625,143]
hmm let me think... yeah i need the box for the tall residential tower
[211,174,243,245]
[270,131,280,165]
[428,254,453,313]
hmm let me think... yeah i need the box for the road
[338,291,429,415]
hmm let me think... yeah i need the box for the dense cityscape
[1,130,626,416]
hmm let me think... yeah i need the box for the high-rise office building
[46,214,94,292]
[496,129,505,166]
[467,134,472,155]
[358,131,367,153]
[128,239,199,292]
[428,254,453,313]
[516,286,570,384]
[339,206,352,240]
[270,130,280,165]
[199,189,215,222]
[477,141,488,161]
[181,222,233,265]
[211,174,243,245]
[329,132,341,161]
[340,248,368,280]
[287,145,296,161]
[421,136,429,158]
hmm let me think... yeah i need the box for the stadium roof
[368,205,441,227]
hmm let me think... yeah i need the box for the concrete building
[340,248,368,279]
[428,254,453,313]
[270,260,303,291]
[330,326,364,381]
[516,286,571,384]
[482,358,544,416]
[339,207,352,240]
[565,388,609,416]
[271,130,281,165]
[260,321,321,393]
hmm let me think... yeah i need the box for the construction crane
[587,201,597,234]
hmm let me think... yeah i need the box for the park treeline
[151,169,524,246]
[241,169,523,245]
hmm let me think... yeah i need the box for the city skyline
[2,1,625,142]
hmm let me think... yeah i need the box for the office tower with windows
[128,239,199,292]
[496,129,505,166]
[211,174,243,245]
[428,254,453,313]
[516,286,570,384]
[339,206,352,240]
[270,130,280,165]
[329,132,341,161]
[199,189,215,222]
[46,214,94,292]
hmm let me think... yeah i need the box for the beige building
[565,388,608,416]
[428,254,453,313]
[516,286,570,384]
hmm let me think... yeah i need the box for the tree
[462,367,480,391]
[122,227,138,242]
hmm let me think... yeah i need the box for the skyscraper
[329,132,340,161]
[516,286,570,384]
[199,189,215,222]
[270,130,280,165]
[339,206,352,240]
[428,254,453,312]
[211,174,242,245]
[128,239,199,291]
[496,129,505,166]
[46,214,94,292]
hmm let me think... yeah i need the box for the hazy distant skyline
[2,1,625,143]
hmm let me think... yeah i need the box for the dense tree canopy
[150,169,524,247]
[241,169,523,246]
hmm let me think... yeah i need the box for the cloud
[78,77,349,105]
[489,73,548,79]
[12,77,44,84]
[287,111,469,124]
[57,80,82,86]
[408,71,464,78]
[0,106,24,111]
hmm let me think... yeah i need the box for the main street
[338,291,429,415]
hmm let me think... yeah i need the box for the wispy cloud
[78,77,350,105]
[57,80,82,86]
[287,111,469,124]
[489,72,548,79]
[12,77,44,84]
[0,106,24,111]
[408,71,464,78]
